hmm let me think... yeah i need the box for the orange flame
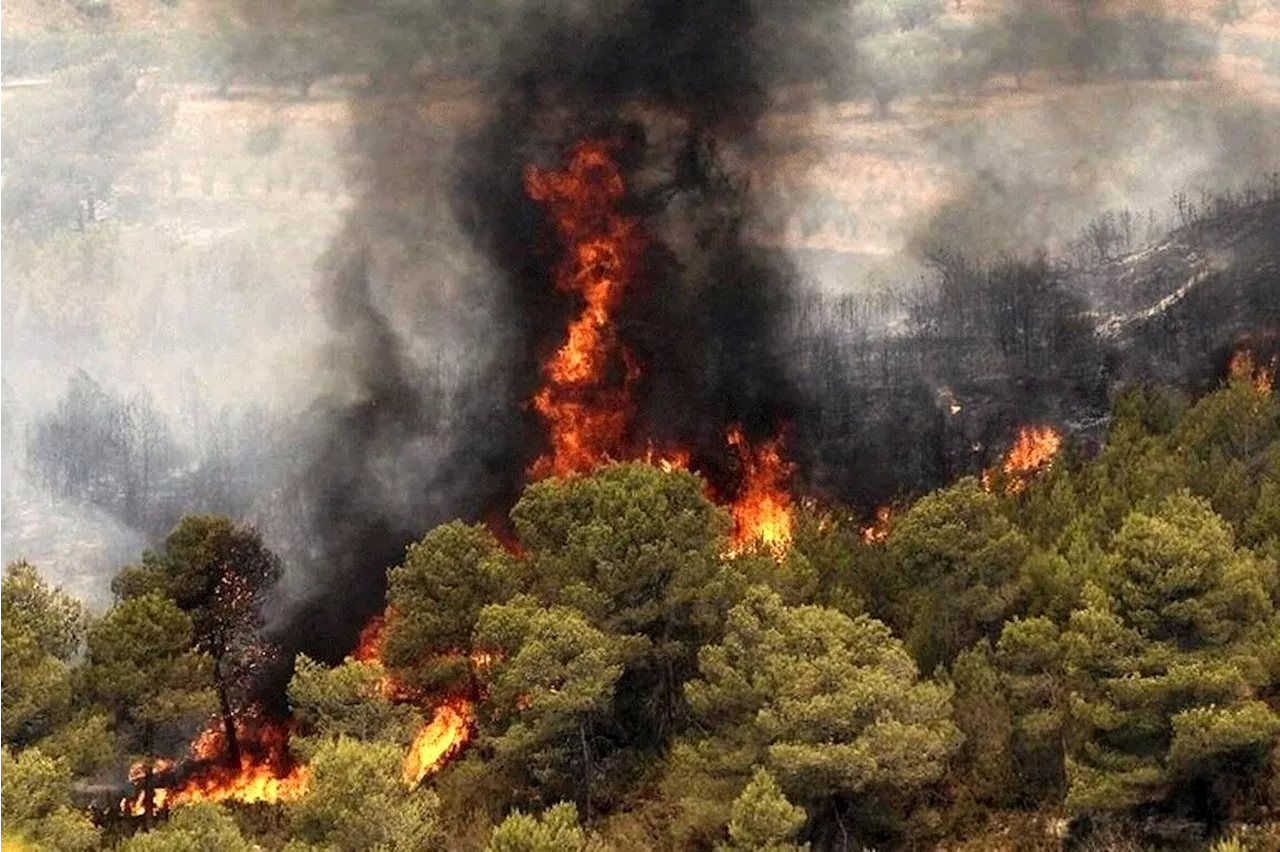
[525,140,646,479]
[347,609,492,785]
[861,506,893,544]
[725,426,795,556]
[982,425,1062,494]
[1003,426,1063,477]
[121,712,310,816]
[642,442,693,474]
[521,142,800,557]
[486,513,525,557]
[1230,350,1275,395]
[353,614,386,662]
[348,610,421,701]
[402,698,474,787]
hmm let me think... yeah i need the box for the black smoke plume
[236,0,1280,703]
[265,0,825,685]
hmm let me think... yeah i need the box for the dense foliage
[1,367,1277,850]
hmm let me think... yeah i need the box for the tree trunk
[143,761,154,828]
[579,721,592,820]
[833,797,851,851]
[141,721,157,828]
[217,668,242,768]
[872,91,893,121]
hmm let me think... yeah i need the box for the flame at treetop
[861,506,893,544]
[725,426,795,556]
[353,613,386,662]
[1230,350,1275,395]
[121,711,310,816]
[524,139,646,479]
[982,425,1063,494]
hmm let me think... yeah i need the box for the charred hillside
[1095,190,1280,388]
[785,186,1280,514]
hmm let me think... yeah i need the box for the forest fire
[349,610,418,702]
[725,426,795,555]
[1230,350,1276,395]
[861,506,893,544]
[1003,426,1063,477]
[983,425,1063,494]
[524,141,798,556]
[353,613,386,662]
[121,712,310,816]
[116,140,806,814]
[402,698,475,787]
[346,608,481,785]
[524,139,645,479]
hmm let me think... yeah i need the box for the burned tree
[112,516,282,768]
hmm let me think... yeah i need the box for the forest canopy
[2,363,1278,851]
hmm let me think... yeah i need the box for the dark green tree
[510,463,731,738]
[117,802,255,852]
[1173,363,1279,534]
[719,767,809,852]
[113,515,282,767]
[885,477,1032,671]
[485,802,587,852]
[287,655,423,753]
[1,561,87,746]
[991,493,1280,819]
[383,521,523,695]
[474,596,644,816]
[286,735,443,851]
[0,746,100,852]
[78,593,216,818]
[668,586,959,847]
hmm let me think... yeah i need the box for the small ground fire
[120,711,310,816]
[1230,350,1276,395]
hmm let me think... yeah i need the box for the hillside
[1096,192,1280,387]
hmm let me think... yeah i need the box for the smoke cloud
[274,0,832,665]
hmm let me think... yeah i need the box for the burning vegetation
[105,137,808,819]
[522,140,798,554]
[524,140,646,480]
[402,699,474,787]
[860,505,894,544]
[4,0,1277,837]
[336,607,480,786]
[982,425,1064,494]
[120,711,310,816]
[724,426,795,555]
[1230,349,1276,396]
